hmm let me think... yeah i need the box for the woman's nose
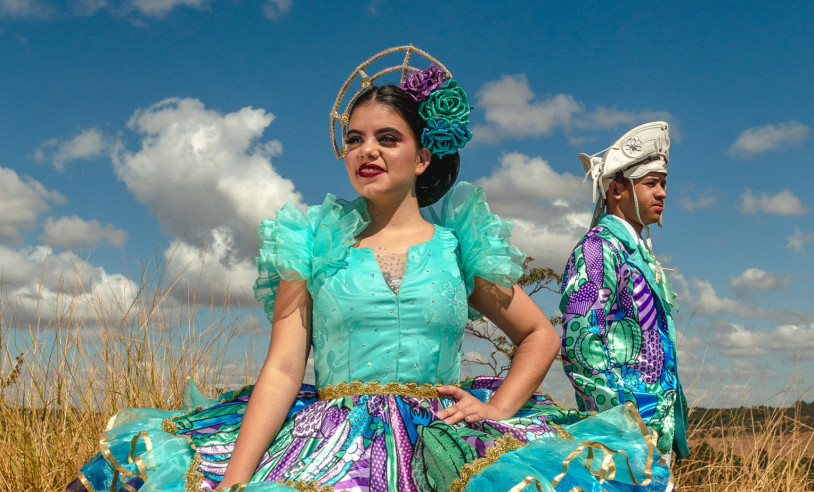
[361,139,380,159]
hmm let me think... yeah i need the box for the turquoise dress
[69,183,672,492]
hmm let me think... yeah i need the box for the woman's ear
[415,147,432,175]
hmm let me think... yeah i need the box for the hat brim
[623,158,668,179]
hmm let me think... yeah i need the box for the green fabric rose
[418,80,472,126]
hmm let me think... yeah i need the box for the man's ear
[608,180,624,199]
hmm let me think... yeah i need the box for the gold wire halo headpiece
[330,44,452,160]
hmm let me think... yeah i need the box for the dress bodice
[311,225,468,387]
[254,182,526,390]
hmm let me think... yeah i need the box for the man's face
[611,171,667,227]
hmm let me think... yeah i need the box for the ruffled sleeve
[422,182,527,317]
[254,195,369,322]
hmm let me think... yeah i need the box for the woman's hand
[435,385,513,424]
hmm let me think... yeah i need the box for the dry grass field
[1,261,812,491]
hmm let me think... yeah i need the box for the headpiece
[580,121,670,230]
[330,45,473,160]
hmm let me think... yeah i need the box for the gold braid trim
[317,381,457,400]
[185,453,204,492]
[279,479,337,492]
[330,44,452,159]
[449,433,525,492]
[75,472,94,491]
[161,415,179,434]
[542,392,570,411]
[213,485,247,492]
[550,422,575,440]
[549,402,660,489]
[508,476,545,491]
[454,402,669,492]
[162,404,201,436]
[212,479,337,492]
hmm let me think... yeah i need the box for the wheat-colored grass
[1,257,811,491]
[0,255,247,491]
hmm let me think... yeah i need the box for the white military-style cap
[579,121,670,204]
[580,121,670,231]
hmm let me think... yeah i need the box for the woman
[69,46,670,492]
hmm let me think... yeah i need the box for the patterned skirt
[67,377,672,492]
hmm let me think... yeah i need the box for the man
[559,121,690,460]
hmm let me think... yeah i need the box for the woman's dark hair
[349,85,460,207]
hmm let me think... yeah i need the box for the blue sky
[1,0,812,407]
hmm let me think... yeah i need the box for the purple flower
[398,64,448,102]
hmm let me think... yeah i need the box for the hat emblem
[623,137,644,158]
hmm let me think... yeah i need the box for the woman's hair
[349,85,460,207]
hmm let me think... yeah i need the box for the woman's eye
[378,134,398,144]
[345,135,363,145]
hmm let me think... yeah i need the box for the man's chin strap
[629,177,662,283]
[589,198,605,229]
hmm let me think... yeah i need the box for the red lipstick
[358,164,384,177]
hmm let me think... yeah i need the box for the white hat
[579,121,670,205]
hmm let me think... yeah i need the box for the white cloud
[71,0,107,15]
[129,0,207,16]
[787,228,814,253]
[113,97,303,304]
[0,0,50,16]
[472,75,581,143]
[729,268,790,292]
[689,278,814,324]
[680,195,717,212]
[163,228,257,307]
[35,128,108,171]
[475,152,591,267]
[728,121,809,159]
[471,74,675,145]
[768,324,814,355]
[738,188,808,216]
[0,167,66,242]
[262,0,291,19]
[712,322,814,360]
[41,216,127,249]
[0,245,137,324]
[366,0,381,15]
[714,323,765,357]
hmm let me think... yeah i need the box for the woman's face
[344,102,431,203]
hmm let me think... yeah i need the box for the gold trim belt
[317,381,457,400]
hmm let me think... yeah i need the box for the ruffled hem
[464,403,674,491]
[422,182,527,319]
[69,379,670,492]
[254,195,369,321]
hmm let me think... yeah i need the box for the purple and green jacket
[560,213,690,458]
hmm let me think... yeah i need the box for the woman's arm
[219,279,312,486]
[436,276,559,424]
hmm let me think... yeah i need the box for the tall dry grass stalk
[0,253,250,491]
[673,404,814,490]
